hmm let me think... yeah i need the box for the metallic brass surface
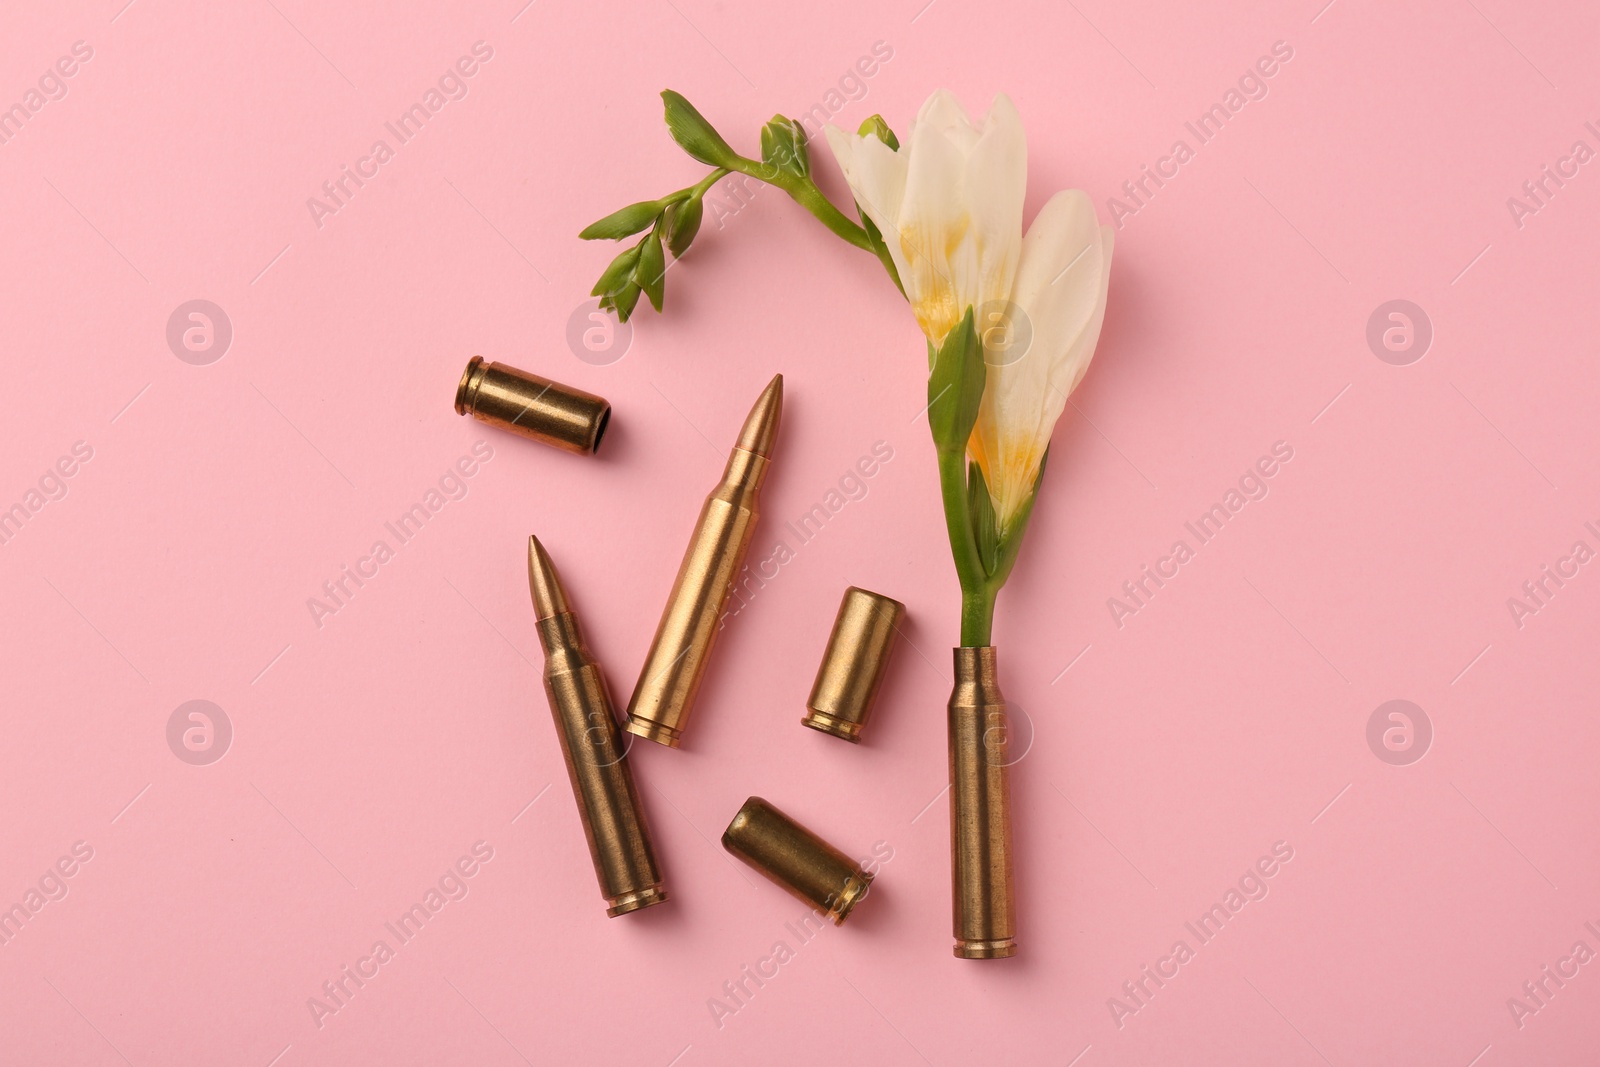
[949,646,1016,958]
[803,587,905,743]
[721,797,872,925]
[528,536,666,917]
[456,356,610,455]
[625,375,783,748]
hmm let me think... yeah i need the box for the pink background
[3,0,1599,1063]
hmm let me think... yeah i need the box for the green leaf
[579,200,662,241]
[966,461,1000,577]
[636,230,666,312]
[661,90,740,169]
[590,244,642,297]
[857,114,900,151]
[927,310,989,598]
[759,114,809,180]
[926,308,985,457]
[665,196,703,258]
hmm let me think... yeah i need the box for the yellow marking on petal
[900,211,971,345]
[987,438,1046,533]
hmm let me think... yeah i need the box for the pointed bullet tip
[735,373,784,457]
[527,535,569,619]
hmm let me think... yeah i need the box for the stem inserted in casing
[948,645,1016,959]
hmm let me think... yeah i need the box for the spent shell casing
[625,374,783,748]
[721,797,873,925]
[528,536,666,917]
[803,587,906,743]
[456,356,610,455]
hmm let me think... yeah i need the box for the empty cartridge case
[528,535,666,917]
[722,797,873,925]
[803,587,905,743]
[456,356,610,455]
[949,646,1016,958]
[625,374,783,748]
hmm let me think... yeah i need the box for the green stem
[688,167,730,198]
[960,586,998,647]
[936,442,997,646]
[936,448,984,593]
[863,216,906,298]
[724,158,874,250]
[658,167,731,208]
[783,180,875,249]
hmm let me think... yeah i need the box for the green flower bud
[661,90,740,169]
[759,114,809,180]
[607,279,643,322]
[580,200,663,241]
[665,196,704,258]
[637,231,666,312]
[590,244,642,297]
[857,114,900,151]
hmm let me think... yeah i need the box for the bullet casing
[626,376,782,748]
[529,539,666,917]
[949,646,1017,958]
[722,797,873,925]
[456,356,610,455]
[803,587,905,743]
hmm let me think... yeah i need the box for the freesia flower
[825,91,1113,536]
[971,189,1113,533]
[581,85,1115,641]
[824,90,1028,349]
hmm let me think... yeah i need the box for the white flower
[825,90,1026,347]
[970,188,1113,531]
[826,91,1113,534]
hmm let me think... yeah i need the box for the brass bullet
[528,536,667,917]
[803,587,905,743]
[721,797,873,925]
[949,646,1016,958]
[456,356,610,455]
[625,374,783,748]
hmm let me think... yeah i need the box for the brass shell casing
[529,539,666,917]
[949,646,1017,958]
[803,587,905,743]
[625,375,782,748]
[722,797,873,925]
[456,356,610,455]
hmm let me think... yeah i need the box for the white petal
[823,124,858,183]
[847,136,911,257]
[1012,189,1110,392]
[915,89,981,154]
[962,94,1027,318]
[899,111,977,343]
[824,124,912,295]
